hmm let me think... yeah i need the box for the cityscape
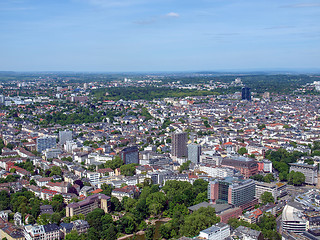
[0,72,319,240]
[1,0,320,240]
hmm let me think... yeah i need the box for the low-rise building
[198,222,230,240]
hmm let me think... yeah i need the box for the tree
[120,164,136,176]
[101,183,113,196]
[260,192,274,205]
[86,208,105,230]
[238,147,248,155]
[288,171,305,185]
[179,161,191,173]
[52,194,64,203]
[180,207,220,237]
[49,166,62,177]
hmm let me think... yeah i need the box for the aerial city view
[0,0,320,240]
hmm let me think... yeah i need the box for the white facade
[199,165,234,178]
[263,160,272,173]
[87,172,100,184]
[199,222,230,240]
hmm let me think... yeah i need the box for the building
[44,148,62,159]
[282,203,309,233]
[263,159,272,173]
[112,185,139,201]
[199,164,235,178]
[208,177,257,211]
[24,223,60,240]
[36,136,57,153]
[59,130,72,145]
[188,144,201,164]
[221,156,258,178]
[86,172,100,184]
[241,87,251,101]
[255,181,287,202]
[232,226,263,240]
[289,163,318,185]
[198,222,230,240]
[240,209,263,224]
[66,193,111,217]
[172,132,188,159]
[121,146,139,165]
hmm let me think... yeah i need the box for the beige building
[66,193,111,217]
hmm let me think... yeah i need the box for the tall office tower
[36,136,57,153]
[208,177,257,210]
[0,95,5,104]
[241,87,251,101]
[121,146,139,164]
[172,132,188,158]
[188,144,201,164]
[59,130,73,145]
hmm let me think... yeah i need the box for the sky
[0,0,320,72]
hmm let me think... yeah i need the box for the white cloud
[165,12,180,18]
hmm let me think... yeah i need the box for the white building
[263,159,272,173]
[199,164,235,178]
[86,172,100,184]
[282,204,309,233]
[198,222,230,240]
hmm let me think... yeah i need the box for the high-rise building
[241,87,251,101]
[121,146,139,164]
[36,136,57,153]
[188,144,201,164]
[59,130,72,145]
[172,132,188,159]
[208,177,257,211]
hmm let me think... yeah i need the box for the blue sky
[0,0,320,72]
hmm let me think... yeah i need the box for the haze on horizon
[0,0,319,72]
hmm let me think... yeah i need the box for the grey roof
[233,226,262,238]
[188,202,232,214]
[43,223,59,233]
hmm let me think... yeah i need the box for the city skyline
[0,0,320,72]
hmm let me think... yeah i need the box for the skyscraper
[172,132,188,159]
[121,146,139,165]
[59,130,72,145]
[241,87,251,101]
[188,144,201,164]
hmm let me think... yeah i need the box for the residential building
[172,132,188,159]
[198,222,230,240]
[24,223,60,240]
[44,148,62,159]
[59,130,72,145]
[112,185,139,201]
[232,226,263,240]
[121,146,139,165]
[66,193,111,217]
[86,172,100,184]
[36,136,57,153]
[188,144,201,164]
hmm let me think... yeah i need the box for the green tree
[180,207,220,237]
[238,147,248,155]
[260,192,274,205]
[288,171,305,185]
